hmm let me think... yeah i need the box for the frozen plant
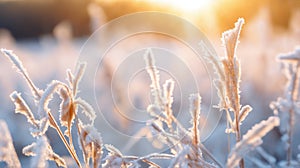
[1,48,176,168]
[1,49,100,168]
[0,18,288,168]
[270,48,300,167]
[144,49,221,167]
[199,18,280,168]
[199,19,249,151]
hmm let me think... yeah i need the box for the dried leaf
[222,18,244,60]
[105,144,122,157]
[73,62,86,96]
[213,79,227,110]
[66,69,74,87]
[163,79,175,128]
[47,145,67,168]
[59,88,74,130]
[38,80,61,118]
[144,48,164,108]
[239,105,252,123]
[1,49,42,101]
[10,91,38,127]
[163,79,174,110]
[38,80,70,135]
[23,142,37,156]
[189,94,201,147]
[74,98,96,124]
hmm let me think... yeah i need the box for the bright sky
[148,0,215,11]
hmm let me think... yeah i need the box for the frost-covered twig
[200,18,248,168]
[227,116,279,168]
[144,49,221,167]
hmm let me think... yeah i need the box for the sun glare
[150,0,214,11]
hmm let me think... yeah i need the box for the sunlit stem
[48,112,82,168]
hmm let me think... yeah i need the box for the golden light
[150,0,214,12]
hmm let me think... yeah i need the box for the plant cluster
[0,18,299,168]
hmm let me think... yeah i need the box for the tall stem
[287,62,299,166]
[287,108,294,166]
[235,111,244,168]
[48,112,82,168]
[225,109,231,154]
[233,94,244,168]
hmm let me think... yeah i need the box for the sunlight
[150,0,214,11]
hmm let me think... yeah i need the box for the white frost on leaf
[1,49,42,102]
[74,98,96,124]
[10,91,38,127]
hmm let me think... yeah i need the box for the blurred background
[0,0,300,167]
[1,0,299,38]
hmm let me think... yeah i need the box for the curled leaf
[10,91,38,127]
[222,18,244,60]
[74,98,96,124]
[38,80,70,136]
[239,105,252,123]
[59,87,75,137]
